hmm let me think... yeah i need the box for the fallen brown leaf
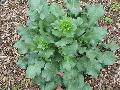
[56,86,63,90]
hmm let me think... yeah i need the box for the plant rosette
[14,0,119,90]
[52,17,77,37]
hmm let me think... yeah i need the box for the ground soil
[0,0,120,90]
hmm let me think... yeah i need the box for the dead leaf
[56,86,63,90]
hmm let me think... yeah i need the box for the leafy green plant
[104,16,113,24]
[110,2,120,11]
[14,0,118,90]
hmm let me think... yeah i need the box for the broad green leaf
[17,26,34,45]
[26,61,45,78]
[63,70,85,90]
[74,17,83,26]
[98,51,116,65]
[86,60,102,78]
[26,65,36,78]
[14,40,28,54]
[83,27,107,45]
[77,57,102,78]
[51,20,63,37]
[62,41,78,56]
[28,0,47,10]
[39,4,50,20]
[32,76,45,86]
[38,49,54,59]
[17,26,27,36]
[104,41,119,52]
[55,38,73,47]
[26,19,38,29]
[76,57,89,72]
[27,52,39,65]
[17,57,28,69]
[65,0,81,15]
[67,74,85,90]
[76,27,86,36]
[82,83,92,90]
[87,4,105,24]
[78,46,87,54]
[27,9,39,21]
[28,0,41,9]
[86,49,96,60]
[77,74,85,89]
[42,63,57,81]
[29,0,49,20]
[86,48,101,60]
[44,13,56,24]
[42,70,52,81]
[63,69,78,84]
[50,2,64,17]
[62,60,76,71]
[52,29,63,37]
[44,81,56,90]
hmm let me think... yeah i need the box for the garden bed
[0,0,120,90]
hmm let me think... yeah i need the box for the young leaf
[83,27,107,45]
[63,70,85,90]
[26,65,37,78]
[77,57,102,78]
[86,48,101,60]
[28,0,47,11]
[61,41,78,56]
[98,51,116,65]
[104,41,119,52]
[62,60,76,71]
[55,38,73,47]
[26,61,45,78]
[42,63,58,82]
[74,17,83,26]
[82,83,92,90]
[38,49,54,59]
[44,81,56,90]
[17,57,28,69]
[87,4,105,24]
[65,0,81,15]
[50,2,64,17]
[78,46,87,54]
[14,40,28,54]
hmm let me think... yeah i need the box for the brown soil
[0,0,39,90]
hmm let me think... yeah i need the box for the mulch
[0,0,120,90]
[0,0,39,90]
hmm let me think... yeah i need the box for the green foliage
[104,16,113,24]
[110,2,120,11]
[86,4,105,24]
[50,2,64,17]
[14,0,118,90]
[65,0,81,15]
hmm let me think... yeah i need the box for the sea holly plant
[14,0,119,90]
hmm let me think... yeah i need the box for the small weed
[110,2,120,11]
[104,16,113,24]
[13,84,20,90]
